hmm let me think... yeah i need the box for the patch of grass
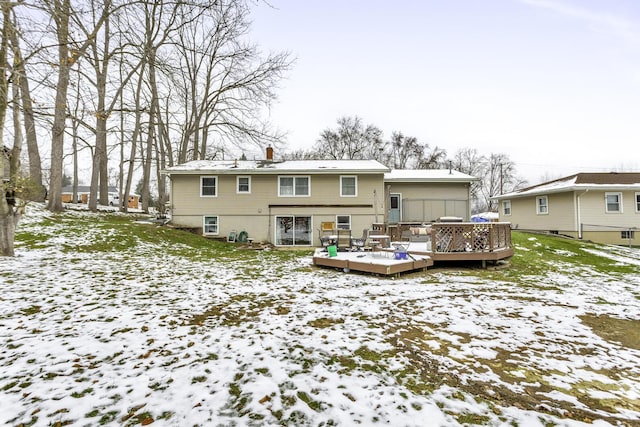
[21,305,41,316]
[227,381,250,415]
[188,294,293,326]
[191,376,207,384]
[2,380,18,391]
[255,367,270,375]
[98,410,119,425]
[296,391,323,412]
[71,387,94,398]
[85,409,100,418]
[454,412,491,425]
[580,314,640,350]
[509,232,638,275]
[307,317,345,328]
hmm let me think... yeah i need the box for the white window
[237,176,251,194]
[605,192,622,213]
[336,215,351,230]
[502,200,511,216]
[200,176,217,197]
[536,196,548,215]
[279,176,310,197]
[635,193,640,213]
[203,216,219,235]
[340,176,357,197]
[622,230,635,240]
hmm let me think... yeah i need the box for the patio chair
[318,228,335,248]
[350,228,368,251]
[366,229,382,252]
[336,228,352,251]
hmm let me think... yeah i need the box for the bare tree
[42,0,111,212]
[416,145,447,169]
[83,0,144,211]
[8,10,45,201]
[389,132,421,169]
[168,0,292,164]
[314,116,383,160]
[1,0,292,216]
[0,1,25,256]
[479,153,527,212]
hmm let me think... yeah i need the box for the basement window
[203,216,219,235]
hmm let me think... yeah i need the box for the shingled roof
[572,172,640,185]
[494,172,640,200]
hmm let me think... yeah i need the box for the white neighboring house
[492,172,640,245]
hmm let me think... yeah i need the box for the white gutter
[576,189,589,239]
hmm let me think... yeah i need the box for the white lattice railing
[432,222,512,253]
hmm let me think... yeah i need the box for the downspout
[374,189,378,223]
[467,182,472,221]
[576,189,589,239]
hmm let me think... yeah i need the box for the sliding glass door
[275,216,312,246]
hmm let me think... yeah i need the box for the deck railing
[432,222,512,253]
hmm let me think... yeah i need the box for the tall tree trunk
[118,95,124,211]
[8,19,44,200]
[123,63,146,214]
[88,9,110,211]
[141,48,158,213]
[46,0,111,212]
[47,0,71,213]
[141,115,154,213]
[11,69,22,177]
[0,2,22,257]
[72,118,79,204]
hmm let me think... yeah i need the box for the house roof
[493,172,640,200]
[384,169,478,183]
[163,159,390,175]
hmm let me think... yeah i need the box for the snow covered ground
[1,205,639,426]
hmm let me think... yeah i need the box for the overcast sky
[249,0,640,184]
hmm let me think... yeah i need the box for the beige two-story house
[163,157,390,246]
[493,172,640,245]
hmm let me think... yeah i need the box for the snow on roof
[384,169,477,182]
[163,159,390,175]
[494,172,640,200]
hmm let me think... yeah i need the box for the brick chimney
[266,145,273,161]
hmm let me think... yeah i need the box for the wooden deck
[312,249,433,276]
[429,222,513,265]
[313,222,514,274]
[389,222,515,267]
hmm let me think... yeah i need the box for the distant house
[61,186,140,209]
[493,172,640,245]
[384,169,478,224]
[163,153,390,246]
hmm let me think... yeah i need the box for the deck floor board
[312,248,433,276]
